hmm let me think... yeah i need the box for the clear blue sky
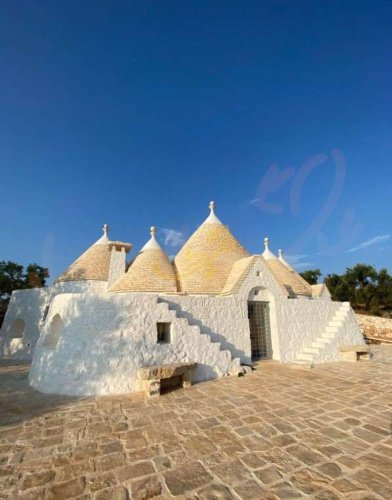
[1,1,391,282]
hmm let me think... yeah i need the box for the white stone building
[0,202,365,396]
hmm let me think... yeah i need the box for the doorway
[248,301,272,361]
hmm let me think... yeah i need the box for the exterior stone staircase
[293,302,351,365]
[157,297,241,377]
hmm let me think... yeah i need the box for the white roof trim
[94,224,110,245]
[203,200,222,225]
[262,237,278,260]
[141,226,162,251]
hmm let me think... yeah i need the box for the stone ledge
[339,345,370,362]
[137,362,197,397]
[339,345,370,352]
[137,362,196,381]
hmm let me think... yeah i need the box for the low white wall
[0,288,50,360]
[314,306,365,363]
[276,299,341,362]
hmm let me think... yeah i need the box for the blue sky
[1,1,391,282]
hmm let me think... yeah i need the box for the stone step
[296,353,314,362]
[325,326,339,333]
[312,340,329,348]
[321,332,336,339]
[329,320,344,327]
[303,347,321,354]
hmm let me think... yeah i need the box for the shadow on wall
[159,298,251,365]
[30,292,221,397]
[0,297,42,360]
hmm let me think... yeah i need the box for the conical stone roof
[110,227,177,293]
[173,202,249,294]
[262,238,311,297]
[56,225,112,282]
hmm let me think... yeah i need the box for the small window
[254,290,259,295]
[42,306,50,322]
[157,322,171,344]
[256,271,261,277]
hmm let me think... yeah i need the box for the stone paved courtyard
[1,347,392,500]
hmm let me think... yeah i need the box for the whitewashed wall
[276,299,340,362]
[0,288,50,360]
[29,291,236,396]
[0,281,108,360]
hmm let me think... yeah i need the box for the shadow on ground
[0,360,80,427]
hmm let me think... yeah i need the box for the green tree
[324,264,392,315]
[324,273,354,302]
[299,269,322,285]
[373,268,392,312]
[0,261,49,327]
[345,264,378,311]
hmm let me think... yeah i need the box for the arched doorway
[248,288,273,361]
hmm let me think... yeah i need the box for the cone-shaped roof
[278,248,294,271]
[110,226,177,292]
[173,202,249,294]
[56,225,112,282]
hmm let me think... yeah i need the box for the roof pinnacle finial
[209,200,215,212]
[264,237,269,248]
[278,248,283,258]
[103,223,109,235]
[150,226,156,237]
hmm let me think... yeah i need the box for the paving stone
[331,478,365,494]
[239,453,266,469]
[286,444,325,466]
[73,443,99,462]
[20,470,56,490]
[96,453,126,472]
[336,456,360,470]
[270,434,297,447]
[353,428,384,444]
[357,452,392,472]
[101,442,123,455]
[269,481,303,498]
[313,489,340,499]
[290,468,329,495]
[116,461,155,482]
[352,469,392,498]
[196,483,236,499]
[318,462,342,478]
[152,455,171,471]
[163,461,213,495]
[87,472,118,492]
[253,465,283,485]
[47,477,86,499]
[212,459,252,485]
[233,479,269,499]
[94,486,129,500]
[181,435,217,457]
[131,475,162,499]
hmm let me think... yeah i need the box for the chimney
[107,241,132,288]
